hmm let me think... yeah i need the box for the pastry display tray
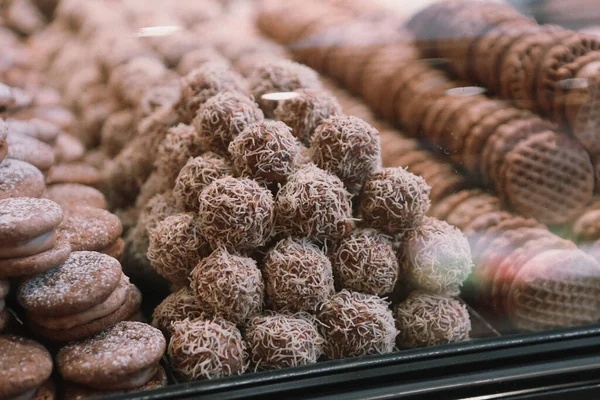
[101,309,600,399]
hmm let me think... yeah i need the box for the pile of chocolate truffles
[4,0,600,396]
[143,50,474,378]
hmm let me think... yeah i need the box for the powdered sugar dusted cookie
[57,321,166,390]
[0,159,45,199]
[0,335,53,400]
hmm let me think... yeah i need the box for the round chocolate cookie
[507,249,600,331]
[63,367,167,400]
[0,159,46,199]
[29,283,139,343]
[0,233,71,277]
[445,192,503,231]
[0,335,53,400]
[5,118,61,144]
[0,197,63,247]
[429,189,482,221]
[58,206,123,253]
[57,321,166,390]
[45,162,103,188]
[501,130,594,225]
[18,251,122,317]
[44,183,107,210]
[6,133,56,172]
[54,133,85,163]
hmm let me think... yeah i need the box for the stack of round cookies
[0,8,169,397]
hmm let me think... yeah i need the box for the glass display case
[1,0,600,399]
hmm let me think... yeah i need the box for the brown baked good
[57,321,165,390]
[58,206,123,255]
[0,159,45,199]
[44,183,107,210]
[0,335,53,400]
[46,162,103,188]
[6,132,56,172]
[500,130,594,225]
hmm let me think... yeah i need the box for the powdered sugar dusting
[18,251,122,315]
[6,132,56,170]
[0,159,44,194]
[58,206,122,251]
[57,321,166,385]
[0,197,62,242]
[0,335,53,398]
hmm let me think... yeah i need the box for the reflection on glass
[446,86,487,97]
[134,25,182,38]
[261,92,300,101]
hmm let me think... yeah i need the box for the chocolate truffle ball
[248,59,322,117]
[263,237,334,313]
[394,291,471,348]
[274,88,342,145]
[139,192,181,235]
[100,110,136,157]
[197,176,274,250]
[405,217,473,296]
[108,56,167,107]
[173,152,233,212]
[317,290,397,359]
[333,228,399,295]
[177,47,229,76]
[192,91,263,156]
[147,213,210,287]
[176,62,247,124]
[127,192,181,263]
[152,287,210,337]
[311,116,381,192]
[155,123,204,181]
[360,167,431,236]
[228,121,301,184]
[168,318,247,381]
[134,170,172,210]
[244,311,324,370]
[137,76,182,119]
[275,164,354,240]
[189,249,264,324]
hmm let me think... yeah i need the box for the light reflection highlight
[557,78,589,90]
[261,92,300,101]
[134,25,182,38]
[446,86,487,97]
